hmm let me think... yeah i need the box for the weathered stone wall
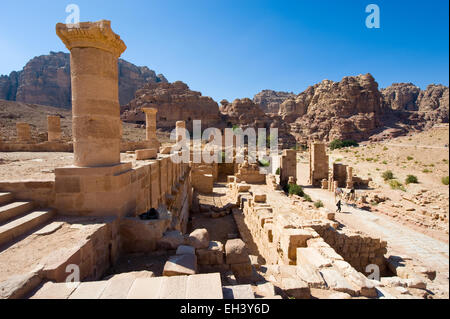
[53,154,189,218]
[313,226,388,275]
[0,141,73,152]
[0,181,55,208]
[228,181,384,297]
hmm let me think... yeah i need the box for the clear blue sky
[0,0,448,102]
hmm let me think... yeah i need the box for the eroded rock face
[0,51,167,108]
[253,90,295,114]
[379,83,449,132]
[220,98,269,127]
[285,74,384,142]
[219,98,297,148]
[118,59,168,106]
[381,83,421,111]
[121,81,221,130]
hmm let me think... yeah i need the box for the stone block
[196,241,224,265]
[186,273,223,299]
[319,268,357,296]
[135,148,157,160]
[296,248,332,269]
[237,184,251,192]
[127,277,164,299]
[100,276,138,299]
[163,254,197,276]
[30,282,80,299]
[280,229,315,261]
[176,245,195,255]
[230,262,252,278]
[280,277,311,299]
[69,281,108,299]
[296,263,326,288]
[223,285,255,299]
[157,230,185,250]
[159,276,188,299]
[253,193,267,203]
[186,228,209,249]
[225,239,249,264]
[192,173,213,194]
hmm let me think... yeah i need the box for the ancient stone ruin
[0,19,447,301]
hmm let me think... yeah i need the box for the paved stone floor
[304,187,449,298]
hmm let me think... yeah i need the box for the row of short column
[15,116,62,142]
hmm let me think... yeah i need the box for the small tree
[442,176,449,186]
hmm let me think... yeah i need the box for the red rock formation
[0,51,167,108]
[381,83,420,111]
[284,74,384,142]
[253,90,295,114]
[121,81,221,130]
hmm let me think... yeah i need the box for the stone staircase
[0,192,55,248]
[29,272,226,299]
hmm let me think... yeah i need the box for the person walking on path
[336,199,342,213]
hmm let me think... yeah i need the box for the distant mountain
[0,51,167,108]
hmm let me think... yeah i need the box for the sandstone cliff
[381,83,421,111]
[121,81,221,131]
[219,98,297,147]
[281,74,384,142]
[253,90,295,114]
[0,51,167,108]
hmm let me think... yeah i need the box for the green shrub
[258,159,270,167]
[275,167,280,175]
[383,146,388,151]
[389,180,405,191]
[382,160,388,165]
[314,200,324,208]
[407,156,414,161]
[423,169,432,173]
[303,194,312,202]
[405,175,418,184]
[329,139,359,150]
[382,170,394,181]
[442,176,449,186]
[287,184,304,197]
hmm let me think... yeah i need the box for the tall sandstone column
[56,20,126,167]
[54,20,136,218]
[47,115,62,142]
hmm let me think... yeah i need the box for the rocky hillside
[253,90,295,114]
[272,74,449,143]
[280,74,384,142]
[121,81,221,131]
[0,51,167,108]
